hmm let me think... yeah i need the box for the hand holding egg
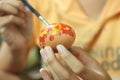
[39,23,76,50]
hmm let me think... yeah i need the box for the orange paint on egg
[39,23,75,48]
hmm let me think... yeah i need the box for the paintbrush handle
[21,0,49,26]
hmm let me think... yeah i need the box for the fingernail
[57,44,71,55]
[40,69,47,80]
[24,7,30,13]
[44,46,53,54]
[40,49,46,58]
[44,46,54,59]
[57,44,66,53]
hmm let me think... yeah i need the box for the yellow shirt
[28,0,120,79]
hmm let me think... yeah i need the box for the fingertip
[24,6,30,13]
[57,44,69,54]
[56,44,65,48]
[40,48,46,59]
[56,44,65,52]
[44,46,54,53]
[39,68,46,73]
[39,68,47,80]
[40,48,44,51]
[40,68,52,80]
[40,48,44,54]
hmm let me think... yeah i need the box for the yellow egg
[39,23,76,50]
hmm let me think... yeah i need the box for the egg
[39,23,76,50]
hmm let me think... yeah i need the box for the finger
[1,24,26,51]
[23,8,32,38]
[0,0,25,15]
[57,45,109,80]
[70,46,112,80]
[46,66,60,80]
[70,46,105,71]
[40,46,79,80]
[5,0,24,11]
[40,47,70,80]
[0,1,18,14]
[57,45,84,74]
[0,15,25,28]
[40,68,53,80]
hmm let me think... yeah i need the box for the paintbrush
[21,0,49,26]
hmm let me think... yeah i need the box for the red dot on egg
[39,23,76,50]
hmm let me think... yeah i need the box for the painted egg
[39,23,76,50]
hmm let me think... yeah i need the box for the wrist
[0,42,28,73]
